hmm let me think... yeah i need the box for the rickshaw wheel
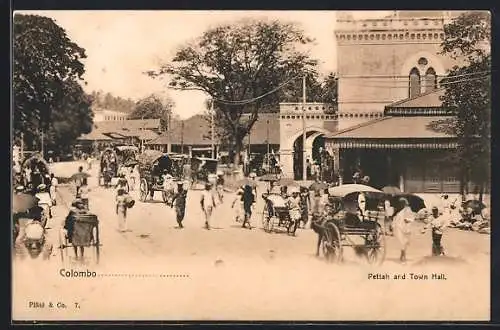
[365,222,386,265]
[322,221,342,263]
[139,179,148,202]
[262,205,270,232]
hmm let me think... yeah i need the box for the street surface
[12,161,491,321]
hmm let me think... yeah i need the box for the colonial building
[321,11,468,193]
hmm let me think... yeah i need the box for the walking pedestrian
[241,184,255,229]
[49,173,58,206]
[299,186,310,228]
[216,171,225,203]
[384,198,394,235]
[201,182,216,230]
[116,188,128,232]
[287,187,302,228]
[171,182,188,228]
[393,197,415,263]
[421,206,447,256]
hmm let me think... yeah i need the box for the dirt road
[12,167,490,321]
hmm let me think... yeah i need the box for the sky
[17,10,391,119]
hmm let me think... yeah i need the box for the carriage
[58,212,100,264]
[137,150,183,203]
[190,157,219,187]
[319,184,387,265]
[261,190,299,236]
[20,152,52,190]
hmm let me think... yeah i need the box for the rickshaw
[58,211,100,264]
[260,184,300,236]
[137,150,176,203]
[190,157,218,187]
[99,148,118,187]
[320,184,387,265]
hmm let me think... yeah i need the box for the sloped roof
[77,131,113,141]
[93,119,161,131]
[147,113,281,146]
[327,116,455,139]
[386,89,445,109]
[243,113,280,144]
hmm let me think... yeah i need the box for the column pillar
[279,149,294,179]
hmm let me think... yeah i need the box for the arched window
[409,67,421,98]
[424,67,437,92]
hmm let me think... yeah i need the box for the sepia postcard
[11,10,491,322]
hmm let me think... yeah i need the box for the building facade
[322,11,470,193]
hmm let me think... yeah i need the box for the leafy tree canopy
[13,14,93,154]
[148,19,322,163]
[439,11,491,197]
[129,94,175,131]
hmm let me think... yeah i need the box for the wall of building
[336,14,457,114]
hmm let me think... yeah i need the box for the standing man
[200,182,216,230]
[49,173,58,206]
[171,181,188,228]
[421,206,447,256]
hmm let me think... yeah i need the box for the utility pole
[167,106,172,154]
[20,132,24,161]
[302,75,307,182]
[181,120,184,155]
[266,119,270,167]
[41,128,44,159]
[210,100,215,158]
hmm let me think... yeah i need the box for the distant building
[92,107,129,122]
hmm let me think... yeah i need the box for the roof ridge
[328,116,392,137]
[386,88,445,108]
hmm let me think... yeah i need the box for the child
[200,182,216,230]
[171,182,188,228]
[421,206,446,256]
[231,186,245,222]
[116,188,128,232]
[241,184,255,229]
[384,198,394,235]
[79,178,90,210]
[216,172,225,203]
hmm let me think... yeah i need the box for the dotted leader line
[97,274,190,278]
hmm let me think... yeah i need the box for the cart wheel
[162,191,168,203]
[93,225,100,265]
[262,205,270,232]
[268,216,276,233]
[139,179,148,202]
[365,222,386,265]
[322,221,342,263]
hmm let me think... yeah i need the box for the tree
[45,80,94,154]
[129,94,175,131]
[280,71,338,104]
[440,11,491,201]
[148,19,318,165]
[13,14,91,152]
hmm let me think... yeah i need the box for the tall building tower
[335,10,458,129]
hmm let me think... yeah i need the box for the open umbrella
[278,178,300,187]
[233,178,258,188]
[382,186,401,195]
[70,172,91,181]
[310,181,328,192]
[327,184,382,197]
[13,193,39,213]
[390,193,426,213]
[259,173,280,182]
